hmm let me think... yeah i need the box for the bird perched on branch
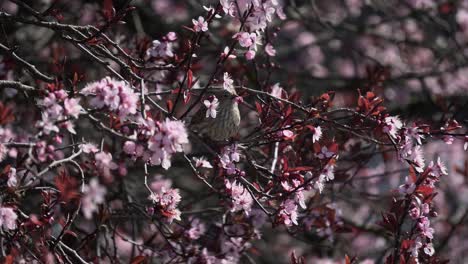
[189,87,242,141]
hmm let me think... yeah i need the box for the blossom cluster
[36,89,83,135]
[81,76,138,120]
[123,118,189,169]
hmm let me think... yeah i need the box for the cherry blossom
[316,146,334,159]
[146,40,174,58]
[225,180,253,215]
[81,178,107,219]
[0,206,17,231]
[192,16,208,32]
[149,187,182,223]
[223,72,234,91]
[204,96,219,118]
[193,157,213,168]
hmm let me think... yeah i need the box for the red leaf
[103,0,115,21]
[255,101,263,115]
[131,256,147,264]
[409,166,417,183]
[4,255,14,264]
[415,185,434,197]
[287,166,314,172]
[54,170,80,203]
[166,100,173,113]
[345,255,351,264]
[187,69,193,89]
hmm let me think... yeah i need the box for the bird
[189,87,242,141]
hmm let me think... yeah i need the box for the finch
[190,87,242,141]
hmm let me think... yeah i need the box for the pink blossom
[265,43,276,56]
[220,0,236,16]
[186,218,206,240]
[0,206,17,230]
[149,187,182,223]
[81,77,138,120]
[80,142,99,153]
[81,178,107,219]
[64,98,82,118]
[245,50,256,60]
[418,217,434,239]
[7,167,17,188]
[220,144,241,175]
[193,157,213,168]
[383,116,403,139]
[428,157,448,178]
[166,32,177,41]
[223,72,234,91]
[423,243,435,256]
[225,180,253,215]
[95,151,118,180]
[146,40,174,58]
[221,46,236,59]
[148,119,189,169]
[192,16,208,32]
[408,236,423,258]
[311,126,322,143]
[234,32,257,48]
[317,146,334,159]
[278,199,299,226]
[398,176,416,195]
[204,96,219,118]
[270,83,284,98]
[406,124,424,145]
[443,135,454,145]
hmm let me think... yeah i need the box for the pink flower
[265,43,276,56]
[192,16,208,32]
[95,151,118,180]
[221,0,236,16]
[234,32,257,48]
[423,243,435,256]
[81,77,138,120]
[123,141,136,154]
[166,32,177,41]
[64,98,82,118]
[245,50,256,60]
[443,135,454,145]
[278,199,299,226]
[148,119,189,169]
[7,167,17,188]
[383,116,403,139]
[311,126,322,143]
[220,144,241,175]
[221,46,236,59]
[223,72,234,91]
[270,83,284,98]
[80,142,99,153]
[316,146,334,159]
[81,178,107,219]
[428,157,447,178]
[186,218,206,240]
[225,180,253,215]
[193,157,213,168]
[204,96,219,118]
[149,187,182,223]
[406,124,424,145]
[418,217,434,239]
[146,40,174,58]
[0,206,18,230]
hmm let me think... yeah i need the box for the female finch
[190,87,242,141]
